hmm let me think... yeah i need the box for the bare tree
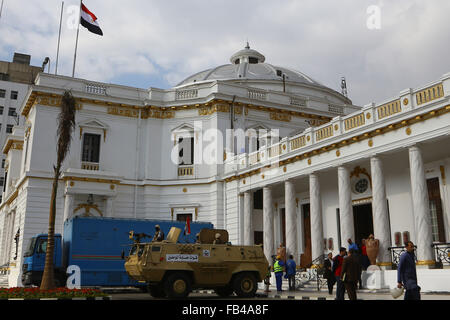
[40,91,76,290]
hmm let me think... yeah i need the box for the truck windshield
[23,237,37,257]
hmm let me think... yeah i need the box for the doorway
[300,204,311,268]
[352,203,374,247]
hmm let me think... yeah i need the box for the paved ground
[105,288,450,300]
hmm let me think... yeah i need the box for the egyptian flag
[80,3,103,36]
[184,216,191,236]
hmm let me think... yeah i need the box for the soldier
[213,233,224,244]
[195,233,201,244]
[152,225,165,242]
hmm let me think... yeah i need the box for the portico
[227,75,450,269]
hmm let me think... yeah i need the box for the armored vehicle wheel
[214,286,234,297]
[164,273,191,299]
[148,285,166,298]
[233,272,257,298]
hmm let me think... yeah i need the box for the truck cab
[22,234,64,286]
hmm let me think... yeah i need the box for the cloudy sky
[1,0,449,106]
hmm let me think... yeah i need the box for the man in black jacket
[341,249,362,300]
[323,252,336,294]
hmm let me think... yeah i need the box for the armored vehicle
[124,227,269,298]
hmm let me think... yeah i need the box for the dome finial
[245,41,250,49]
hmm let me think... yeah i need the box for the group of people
[323,245,361,300]
[322,237,420,300]
[272,254,297,292]
[323,238,367,300]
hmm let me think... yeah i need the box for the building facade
[0,53,43,204]
[0,46,449,290]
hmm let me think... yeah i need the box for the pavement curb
[255,293,333,300]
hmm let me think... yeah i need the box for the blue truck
[21,216,213,287]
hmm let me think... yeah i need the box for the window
[1,159,4,168]
[178,136,194,165]
[82,133,101,163]
[6,124,13,133]
[10,91,18,100]
[0,74,9,81]
[0,106,4,114]
[0,177,3,186]
[3,172,7,192]
[176,214,192,222]
[8,108,16,117]
[36,239,48,254]
[0,89,5,98]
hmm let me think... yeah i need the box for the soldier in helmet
[152,225,165,242]
[213,233,224,244]
[195,233,201,244]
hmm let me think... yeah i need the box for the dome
[175,44,326,88]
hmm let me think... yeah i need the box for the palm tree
[40,91,76,290]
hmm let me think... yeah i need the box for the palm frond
[56,91,76,167]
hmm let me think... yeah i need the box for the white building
[0,46,449,290]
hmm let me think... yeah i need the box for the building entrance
[352,203,374,247]
[300,204,311,268]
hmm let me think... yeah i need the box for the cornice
[21,90,333,122]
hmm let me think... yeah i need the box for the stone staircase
[0,274,9,288]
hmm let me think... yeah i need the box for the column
[408,146,434,265]
[370,156,392,266]
[105,197,114,218]
[263,186,274,265]
[285,180,298,263]
[243,191,253,245]
[63,193,74,222]
[338,166,354,246]
[309,173,324,265]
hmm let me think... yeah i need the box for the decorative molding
[198,103,229,116]
[350,166,372,189]
[3,140,24,155]
[62,176,120,184]
[270,112,291,122]
[73,203,103,217]
[352,196,373,205]
[224,104,450,184]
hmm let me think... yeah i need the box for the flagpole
[55,1,64,75]
[0,0,5,21]
[72,0,82,78]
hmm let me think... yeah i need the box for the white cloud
[1,0,449,105]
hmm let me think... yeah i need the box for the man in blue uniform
[397,241,421,300]
[286,255,297,291]
[274,255,285,293]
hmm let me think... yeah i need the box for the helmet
[390,286,404,299]
[155,225,160,229]
[215,233,221,239]
[276,255,281,260]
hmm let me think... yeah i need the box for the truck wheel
[233,273,257,298]
[164,273,191,299]
[148,285,166,298]
[214,286,234,297]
